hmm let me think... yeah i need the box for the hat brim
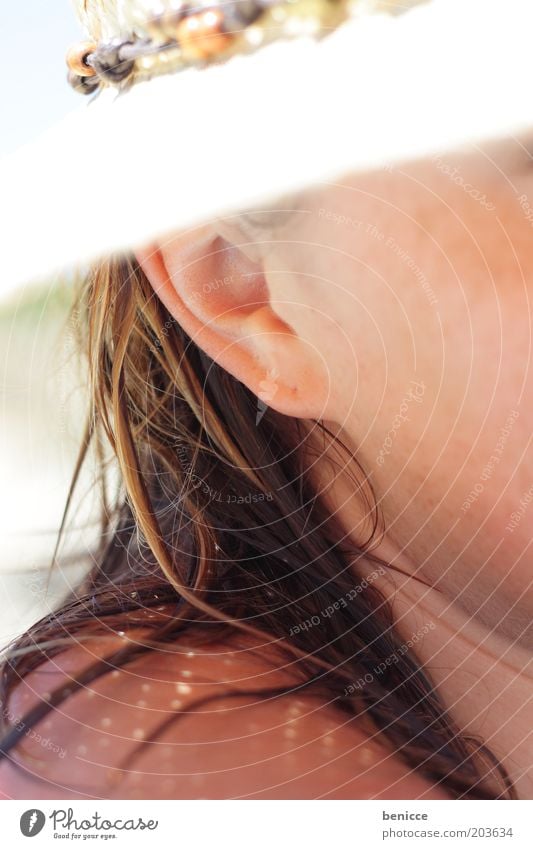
[1,0,532,298]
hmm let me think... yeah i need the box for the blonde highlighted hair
[0,255,516,799]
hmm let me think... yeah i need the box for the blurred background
[1,0,80,157]
[0,2,96,646]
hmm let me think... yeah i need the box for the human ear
[135,224,330,420]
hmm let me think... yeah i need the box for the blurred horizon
[0,5,100,647]
[0,282,96,647]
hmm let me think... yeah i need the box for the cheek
[268,169,533,433]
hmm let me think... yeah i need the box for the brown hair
[0,256,516,798]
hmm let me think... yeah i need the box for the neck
[313,422,533,799]
[373,558,533,799]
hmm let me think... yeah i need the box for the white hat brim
[1,0,533,298]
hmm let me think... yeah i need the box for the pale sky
[0,0,81,156]
[0,2,94,632]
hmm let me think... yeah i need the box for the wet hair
[0,256,516,798]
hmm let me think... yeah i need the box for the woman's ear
[135,226,330,420]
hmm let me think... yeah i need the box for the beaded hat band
[66,0,421,94]
[1,0,532,301]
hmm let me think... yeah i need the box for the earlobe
[135,231,330,421]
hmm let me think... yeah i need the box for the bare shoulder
[0,617,450,800]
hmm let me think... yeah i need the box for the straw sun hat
[1,0,533,298]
